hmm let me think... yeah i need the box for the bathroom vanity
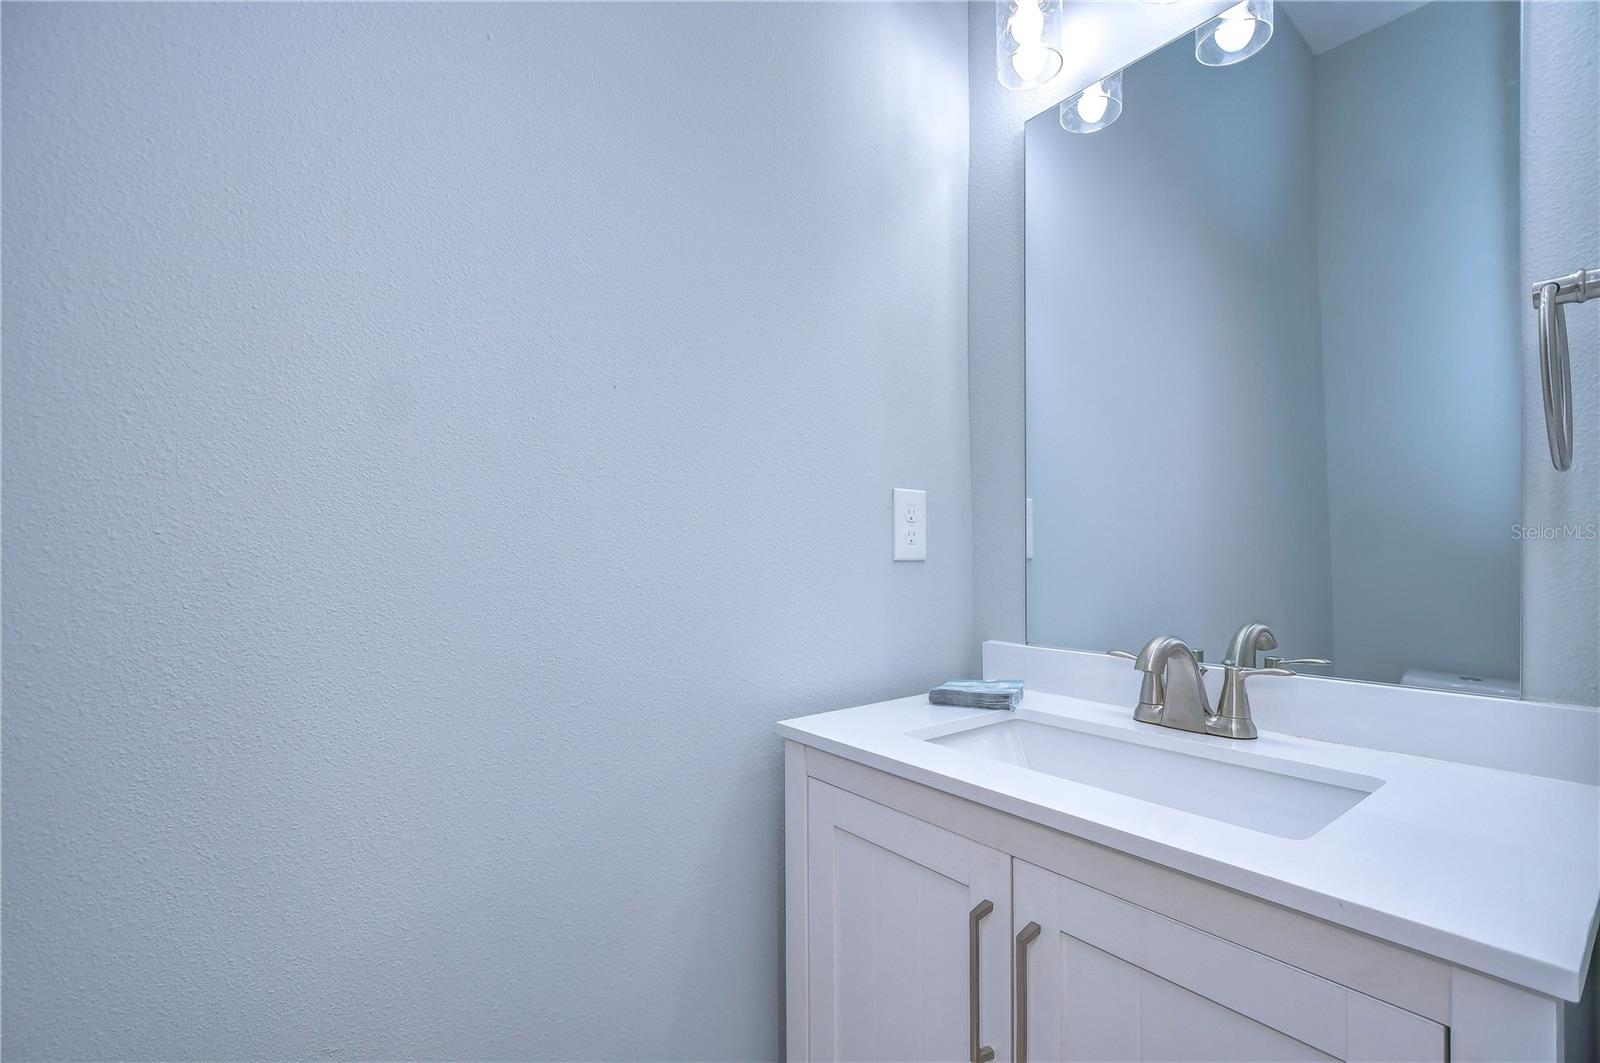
[784,1,1600,1058]
[779,643,1600,1062]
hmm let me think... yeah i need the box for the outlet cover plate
[894,488,926,561]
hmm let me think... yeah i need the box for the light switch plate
[893,488,926,561]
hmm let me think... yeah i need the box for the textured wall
[1521,0,1600,706]
[1023,21,1334,666]
[1,3,972,1058]
[1315,2,1522,686]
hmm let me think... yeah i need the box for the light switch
[894,488,926,562]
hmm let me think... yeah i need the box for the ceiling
[1280,0,1431,54]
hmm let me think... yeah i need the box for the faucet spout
[1132,636,1213,734]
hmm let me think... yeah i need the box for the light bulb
[1196,0,1270,67]
[1213,15,1256,53]
[1011,43,1049,81]
[1008,1,1044,44]
[1076,84,1109,124]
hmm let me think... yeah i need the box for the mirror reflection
[1025,2,1532,695]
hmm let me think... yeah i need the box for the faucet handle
[1263,656,1331,671]
[1208,665,1296,739]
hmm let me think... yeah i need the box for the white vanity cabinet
[805,782,1012,1062]
[1012,860,1445,1063]
[785,734,1590,1063]
[795,772,1446,1063]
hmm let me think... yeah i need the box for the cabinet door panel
[806,781,1011,1063]
[1015,860,1445,1063]
[1129,960,1335,1063]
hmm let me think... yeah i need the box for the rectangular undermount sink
[924,713,1382,839]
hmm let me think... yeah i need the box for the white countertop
[779,689,1600,1001]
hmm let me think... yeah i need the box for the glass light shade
[1059,70,1123,134]
[1195,0,1273,66]
[996,0,1065,90]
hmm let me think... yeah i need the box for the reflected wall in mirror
[1024,2,1547,696]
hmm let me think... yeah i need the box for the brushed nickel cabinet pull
[969,899,995,1063]
[1016,921,1042,1063]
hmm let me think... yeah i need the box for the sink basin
[923,713,1381,839]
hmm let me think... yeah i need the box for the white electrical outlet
[893,488,926,562]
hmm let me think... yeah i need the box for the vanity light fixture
[1196,0,1273,66]
[1060,70,1123,133]
[996,0,1064,90]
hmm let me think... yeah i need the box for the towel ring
[1533,267,1599,472]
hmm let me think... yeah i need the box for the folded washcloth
[929,679,1023,711]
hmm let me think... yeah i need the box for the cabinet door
[806,781,1012,1063]
[1012,860,1446,1063]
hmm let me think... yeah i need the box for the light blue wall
[1521,0,1600,707]
[1314,1,1522,686]
[1,3,971,1057]
[1023,24,1336,663]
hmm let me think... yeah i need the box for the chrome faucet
[1109,624,1331,740]
[1127,636,1214,735]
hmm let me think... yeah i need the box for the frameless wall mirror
[1022,2,1596,702]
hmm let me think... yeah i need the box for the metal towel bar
[1534,267,1599,471]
